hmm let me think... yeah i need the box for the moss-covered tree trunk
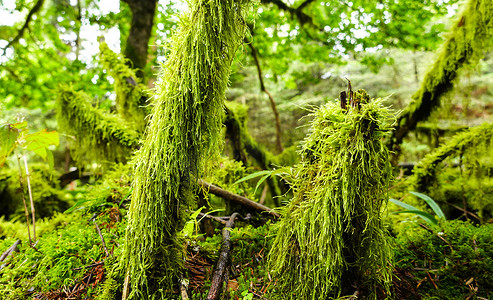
[389,0,493,161]
[117,1,251,299]
[268,91,393,299]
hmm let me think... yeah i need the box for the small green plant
[390,191,446,225]
[0,120,59,245]
[234,167,290,193]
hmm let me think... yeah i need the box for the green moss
[391,0,493,153]
[268,96,394,299]
[114,1,253,299]
[99,42,149,130]
[394,220,493,299]
[56,86,140,166]
[0,209,125,299]
[413,123,493,191]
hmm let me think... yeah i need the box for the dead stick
[23,155,36,241]
[0,240,21,262]
[197,212,228,225]
[16,153,31,245]
[207,213,239,300]
[93,220,109,257]
[72,261,104,271]
[180,278,189,300]
[198,180,279,218]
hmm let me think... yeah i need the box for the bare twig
[180,278,189,300]
[122,272,130,300]
[207,213,239,300]
[0,240,21,262]
[93,220,109,257]
[198,180,279,218]
[0,240,21,271]
[23,154,36,241]
[71,261,104,271]
[197,212,228,225]
[15,152,31,245]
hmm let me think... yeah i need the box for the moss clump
[268,95,394,299]
[99,42,149,130]
[115,1,253,299]
[0,210,125,299]
[390,0,493,154]
[56,86,140,166]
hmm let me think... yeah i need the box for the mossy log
[389,0,493,160]
[412,122,493,191]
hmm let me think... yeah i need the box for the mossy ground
[2,199,493,300]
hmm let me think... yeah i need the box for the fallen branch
[0,240,21,271]
[0,240,21,262]
[198,180,280,218]
[207,213,239,300]
[197,212,228,225]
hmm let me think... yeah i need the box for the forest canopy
[1,0,493,299]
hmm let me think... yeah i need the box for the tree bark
[122,0,158,79]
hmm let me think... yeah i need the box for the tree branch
[207,213,239,300]
[3,0,45,52]
[388,0,493,162]
[245,38,284,153]
[261,0,315,27]
[198,180,280,218]
[297,0,317,11]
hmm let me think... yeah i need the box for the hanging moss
[56,86,140,165]
[390,0,493,156]
[114,1,252,299]
[413,122,493,191]
[99,42,149,130]
[268,94,394,299]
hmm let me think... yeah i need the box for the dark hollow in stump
[206,212,239,300]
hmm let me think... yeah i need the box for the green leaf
[23,129,59,161]
[389,198,420,211]
[256,174,271,190]
[65,198,93,213]
[409,191,446,220]
[234,170,273,185]
[0,124,20,166]
[181,206,205,237]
